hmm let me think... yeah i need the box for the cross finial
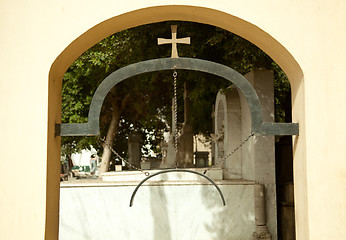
[158,25,190,58]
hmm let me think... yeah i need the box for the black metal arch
[129,169,226,207]
[57,57,298,136]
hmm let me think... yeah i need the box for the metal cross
[158,25,190,58]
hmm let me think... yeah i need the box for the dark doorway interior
[276,135,295,240]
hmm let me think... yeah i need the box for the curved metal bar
[129,169,226,207]
[59,58,263,136]
[58,57,299,136]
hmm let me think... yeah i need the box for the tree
[61,21,291,173]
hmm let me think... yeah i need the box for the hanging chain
[173,68,178,153]
[99,132,253,176]
[99,68,179,175]
[99,137,150,176]
[207,132,255,171]
[99,67,253,176]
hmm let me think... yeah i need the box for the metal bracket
[57,57,299,137]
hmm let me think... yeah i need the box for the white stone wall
[60,183,255,240]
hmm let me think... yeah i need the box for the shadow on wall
[201,184,256,240]
[150,186,172,240]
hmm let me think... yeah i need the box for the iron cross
[158,25,190,58]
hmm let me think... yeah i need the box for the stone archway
[48,6,305,239]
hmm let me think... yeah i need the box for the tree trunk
[98,92,130,176]
[98,109,120,174]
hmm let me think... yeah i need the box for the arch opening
[48,5,305,239]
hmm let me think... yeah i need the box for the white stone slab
[102,168,223,182]
[59,183,255,240]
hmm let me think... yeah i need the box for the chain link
[99,66,253,176]
[99,130,253,177]
[99,68,180,175]
[99,137,150,176]
[173,68,178,153]
[210,132,255,170]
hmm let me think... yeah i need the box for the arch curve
[50,5,303,86]
[46,6,306,238]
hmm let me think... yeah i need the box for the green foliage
[272,62,292,123]
[61,21,291,158]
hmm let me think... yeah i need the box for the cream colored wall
[0,1,345,239]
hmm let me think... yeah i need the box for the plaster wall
[0,1,345,240]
